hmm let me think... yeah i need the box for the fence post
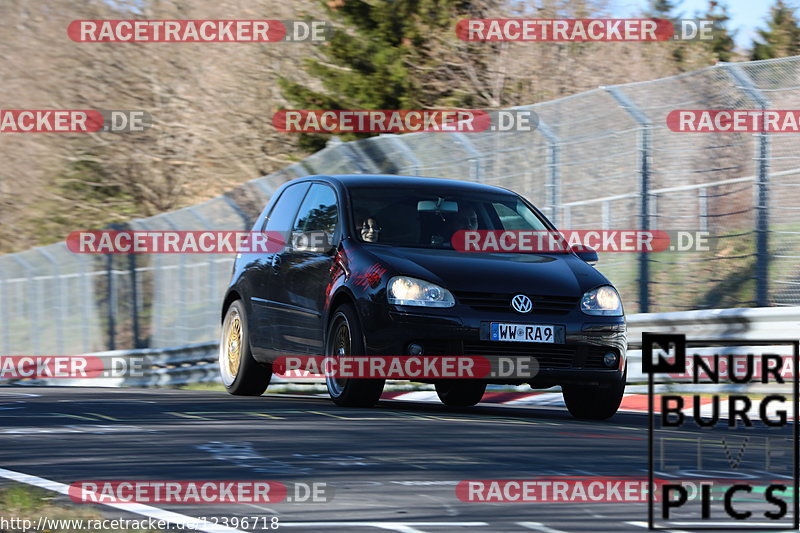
[449,132,483,182]
[129,252,142,349]
[80,254,92,353]
[724,63,771,307]
[699,186,708,233]
[106,251,115,351]
[537,120,560,225]
[38,248,64,355]
[159,216,186,346]
[605,86,652,313]
[187,208,222,344]
[10,255,40,354]
[0,261,9,355]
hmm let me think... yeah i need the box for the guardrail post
[723,63,771,307]
[537,120,560,225]
[605,86,652,313]
[448,132,483,182]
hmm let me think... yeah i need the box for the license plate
[490,323,555,343]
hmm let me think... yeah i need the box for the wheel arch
[221,289,242,323]
[326,287,356,326]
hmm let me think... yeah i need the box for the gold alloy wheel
[326,316,351,397]
[226,310,242,378]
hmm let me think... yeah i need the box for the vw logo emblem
[511,294,533,314]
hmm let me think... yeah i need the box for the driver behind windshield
[359,217,381,243]
[455,206,479,231]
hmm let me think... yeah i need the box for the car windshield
[348,186,549,248]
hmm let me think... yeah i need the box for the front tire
[219,300,271,396]
[435,380,486,407]
[325,304,385,407]
[562,370,626,420]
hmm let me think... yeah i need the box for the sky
[617,0,780,51]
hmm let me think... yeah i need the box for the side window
[492,201,546,230]
[264,183,311,233]
[493,202,529,230]
[292,183,339,243]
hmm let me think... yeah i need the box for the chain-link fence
[2,56,800,355]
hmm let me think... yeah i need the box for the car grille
[453,291,578,314]
[462,341,577,369]
[462,342,616,370]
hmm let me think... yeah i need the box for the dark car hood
[364,246,608,296]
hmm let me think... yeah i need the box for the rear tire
[219,300,272,396]
[325,304,385,407]
[562,370,626,420]
[435,380,486,407]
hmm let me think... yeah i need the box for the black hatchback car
[220,175,627,419]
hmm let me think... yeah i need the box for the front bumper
[360,304,626,386]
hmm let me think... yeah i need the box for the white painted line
[670,521,795,527]
[386,391,440,402]
[0,392,39,398]
[504,394,562,406]
[278,522,488,532]
[625,520,690,533]
[0,467,247,533]
[518,522,568,532]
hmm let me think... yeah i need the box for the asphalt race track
[0,387,794,533]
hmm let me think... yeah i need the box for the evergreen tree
[645,0,682,19]
[751,0,800,60]
[705,1,736,62]
[278,0,486,150]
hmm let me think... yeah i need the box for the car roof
[297,174,517,195]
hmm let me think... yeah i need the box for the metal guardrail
[626,305,800,346]
[7,306,799,391]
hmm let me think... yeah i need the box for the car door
[269,183,340,355]
[249,182,309,358]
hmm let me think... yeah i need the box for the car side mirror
[571,245,598,265]
[291,231,334,253]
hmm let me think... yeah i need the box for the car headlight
[580,285,623,316]
[387,276,455,308]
